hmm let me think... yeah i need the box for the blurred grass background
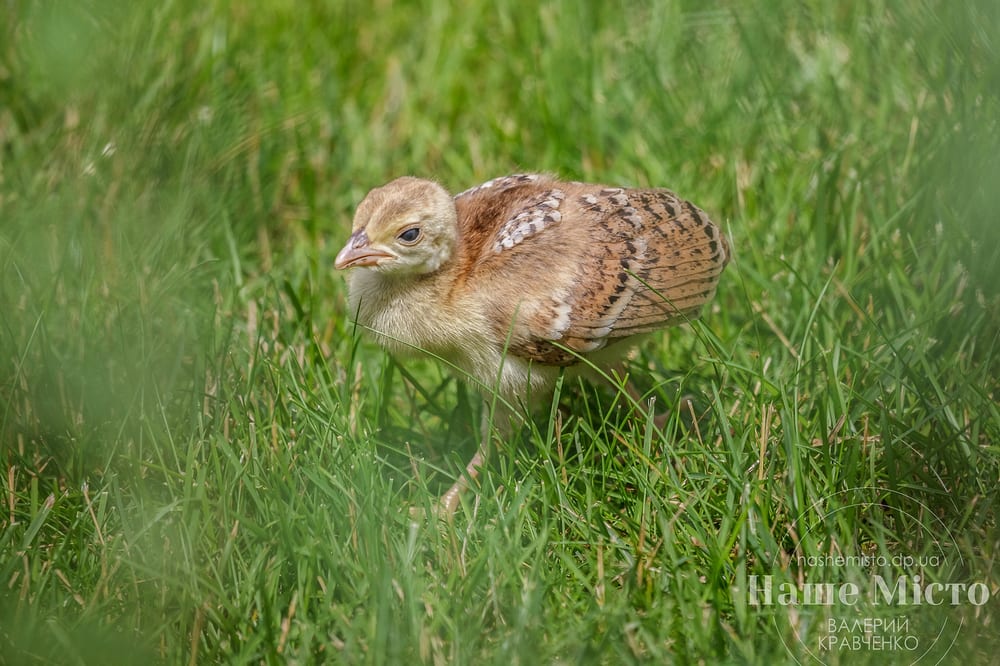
[1,0,998,663]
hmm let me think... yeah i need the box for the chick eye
[397,227,421,244]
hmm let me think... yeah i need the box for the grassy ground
[2,0,998,663]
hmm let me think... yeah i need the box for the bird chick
[335,174,729,516]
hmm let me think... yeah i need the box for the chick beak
[335,230,395,269]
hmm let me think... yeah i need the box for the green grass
[2,0,999,663]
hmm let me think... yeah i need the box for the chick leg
[435,444,486,517]
[433,404,493,518]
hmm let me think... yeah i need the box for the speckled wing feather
[453,176,729,366]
